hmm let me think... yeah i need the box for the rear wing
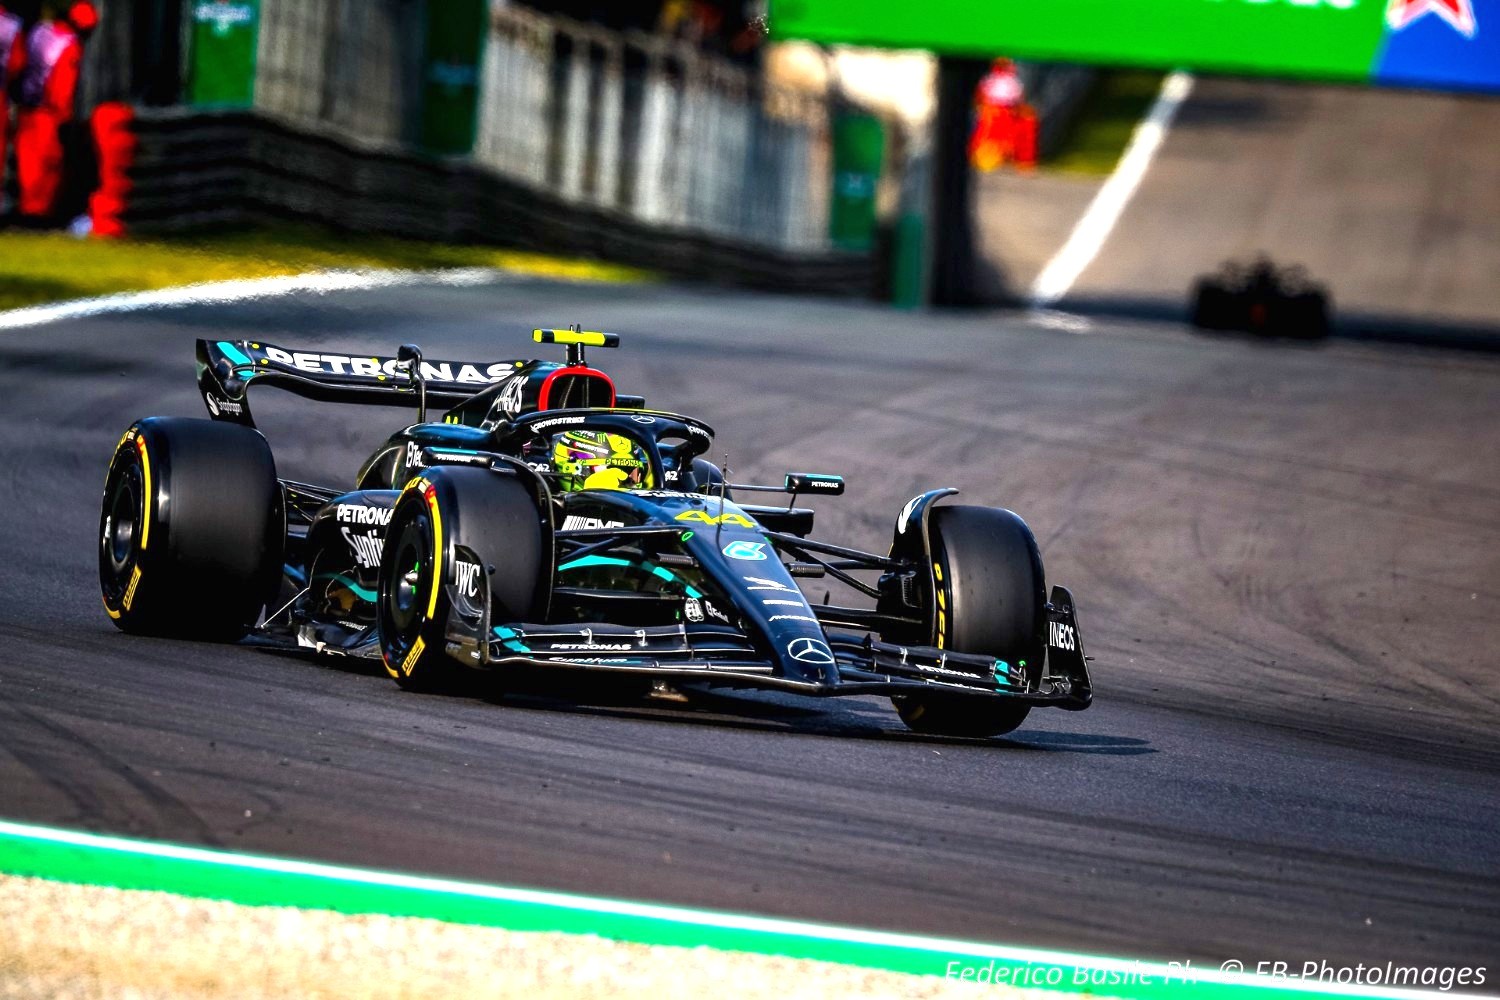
[195,339,526,427]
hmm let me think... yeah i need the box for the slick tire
[1286,290,1331,340]
[892,505,1044,738]
[378,467,545,691]
[100,418,281,640]
[1190,279,1234,331]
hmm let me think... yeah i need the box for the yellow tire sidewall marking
[122,565,142,612]
[400,637,426,677]
[424,487,443,620]
[135,436,152,552]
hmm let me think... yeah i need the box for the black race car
[1191,256,1331,339]
[100,328,1091,737]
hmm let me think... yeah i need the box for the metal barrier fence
[121,108,876,295]
[473,8,832,251]
[254,0,422,148]
[1016,63,1097,157]
[244,2,835,253]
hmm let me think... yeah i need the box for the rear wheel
[99,418,281,639]
[1285,290,1331,339]
[1191,278,1234,330]
[377,467,545,690]
[892,505,1044,738]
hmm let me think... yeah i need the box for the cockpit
[505,409,716,494]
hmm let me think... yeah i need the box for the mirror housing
[785,473,845,497]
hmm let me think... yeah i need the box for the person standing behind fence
[969,58,1025,173]
[0,2,25,215]
[15,0,95,224]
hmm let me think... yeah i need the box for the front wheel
[377,467,546,690]
[891,505,1044,737]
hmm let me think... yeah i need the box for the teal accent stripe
[314,572,377,603]
[216,340,253,367]
[560,555,702,600]
[559,555,631,572]
[491,626,530,653]
[0,819,1455,1000]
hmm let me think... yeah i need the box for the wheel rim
[383,509,432,645]
[102,461,143,579]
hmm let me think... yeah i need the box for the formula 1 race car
[1191,256,1331,340]
[99,329,1092,737]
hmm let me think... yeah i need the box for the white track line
[1029,71,1195,310]
[0,819,1486,1000]
[0,267,510,333]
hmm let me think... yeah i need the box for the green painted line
[0,820,1477,1000]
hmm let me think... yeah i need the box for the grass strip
[1045,70,1171,176]
[0,225,649,311]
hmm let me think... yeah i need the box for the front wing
[277,568,1092,710]
[441,587,1092,708]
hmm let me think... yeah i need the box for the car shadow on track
[491,680,1154,756]
[259,647,1154,755]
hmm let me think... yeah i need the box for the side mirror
[785,473,845,497]
[397,343,423,365]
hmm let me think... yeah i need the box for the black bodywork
[1191,256,1332,339]
[192,334,1093,711]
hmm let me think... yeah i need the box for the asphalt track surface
[1065,77,1500,329]
[1,276,1497,975]
[977,78,1500,341]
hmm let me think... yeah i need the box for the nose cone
[683,525,837,683]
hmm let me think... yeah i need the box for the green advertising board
[421,0,488,155]
[186,0,260,108]
[829,112,885,251]
[770,0,1500,94]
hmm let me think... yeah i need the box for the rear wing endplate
[195,339,526,427]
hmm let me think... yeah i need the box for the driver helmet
[550,430,652,491]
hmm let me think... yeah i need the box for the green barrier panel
[186,0,260,108]
[421,0,488,155]
[769,0,1500,94]
[891,211,926,309]
[829,111,885,251]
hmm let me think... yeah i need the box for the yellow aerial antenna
[532,325,620,366]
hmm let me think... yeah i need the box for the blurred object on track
[1191,256,1332,340]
